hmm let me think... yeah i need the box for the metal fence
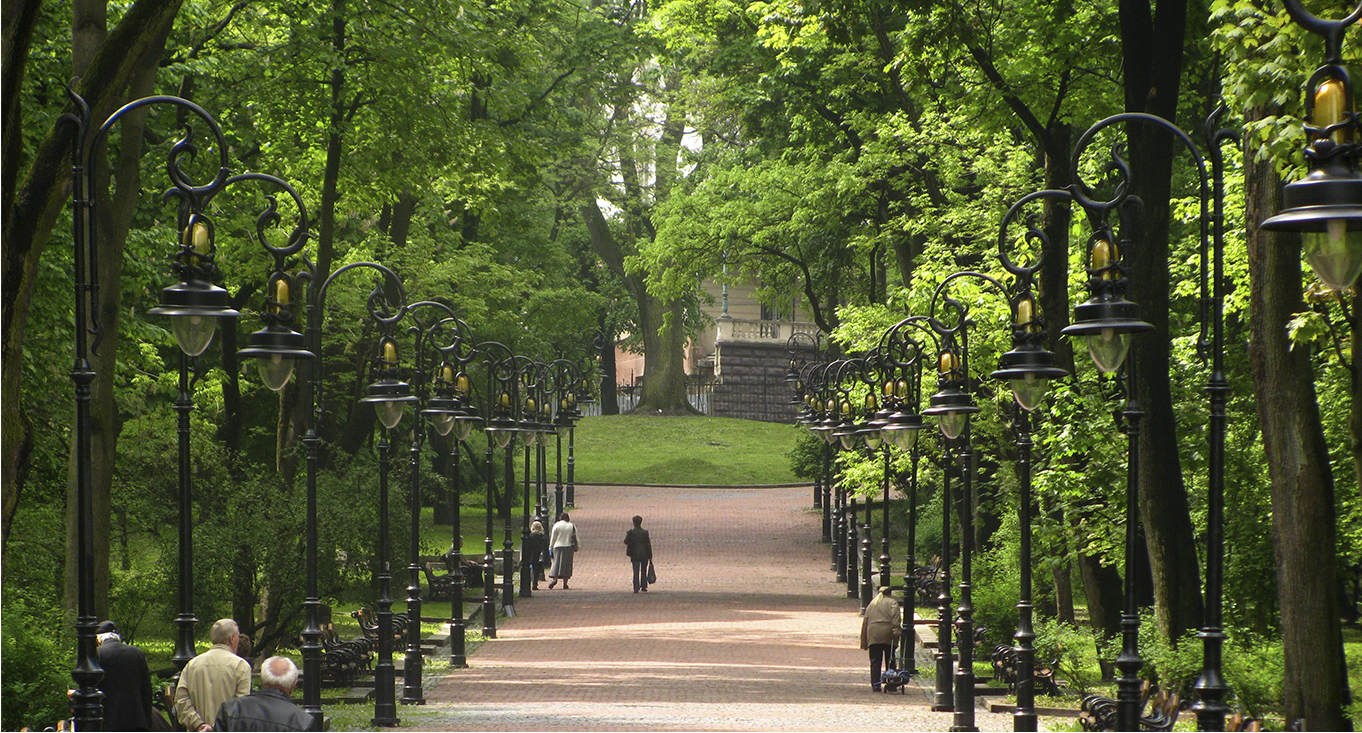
[584,376,793,424]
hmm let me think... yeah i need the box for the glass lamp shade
[375,401,405,429]
[1303,221,1362,290]
[819,425,839,444]
[837,430,859,451]
[863,430,883,450]
[432,413,457,436]
[494,429,515,449]
[887,425,921,451]
[173,315,219,357]
[256,354,296,392]
[454,417,477,442]
[937,410,968,440]
[521,428,539,446]
[1086,329,1131,374]
[1010,375,1050,412]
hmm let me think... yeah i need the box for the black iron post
[1014,408,1037,731]
[482,376,499,638]
[879,448,892,589]
[1116,379,1144,731]
[502,438,517,614]
[566,424,576,507]
[847,497,859,598]
[373,424,400,727]
[482,426,498,638]
[903,446,921,674]
[448,434,468,667]
[831,480,842,571]
[402,413,425,705]
[822,443,833,543]
[860,521,873,612]
[520,437,534,600]
[172,354,198,676]
[933,445,955,713]
[952,435,977,733]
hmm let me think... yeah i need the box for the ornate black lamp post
[420,318,478,669]
[876,317,931,675]
[921,297,981,733]
[550,357,584,519]
[987,198,1073,732]
[476,342,518,631]
[921,268,1069,732]
[241,260,408,729]
[61,90,316,729]
[517,358,547,600]
[394,301,466,706]
[358,331,419,727]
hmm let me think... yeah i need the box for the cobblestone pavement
[415,484,1023,731]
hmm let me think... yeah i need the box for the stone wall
[709,341,798,424]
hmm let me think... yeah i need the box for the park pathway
[414,484,1018,731]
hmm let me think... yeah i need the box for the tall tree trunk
[600,325,620,415]
[1078,551,1123,641]
[1119,0,1205,642]
[2,0,184,564]
[1052,559,1075,625]
[63,0,172,622]
[635,293,694,414]
[1244,104,1350,731]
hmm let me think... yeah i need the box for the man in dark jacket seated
[214,656,311,732]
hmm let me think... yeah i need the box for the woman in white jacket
[548,512,579,589]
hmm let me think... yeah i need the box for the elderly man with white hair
[214,656,312,732]
[174,618,252,731]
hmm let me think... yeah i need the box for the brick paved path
[418,484,1018,731]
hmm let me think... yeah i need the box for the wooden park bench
[990,644,1060,697]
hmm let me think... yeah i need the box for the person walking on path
[213,656,312,732]
[174,618,252,731]
[95,620,158,731]
[860,586,902,691]
[523,520,549,589]
[624,515,653,593]
[547,512,579,589]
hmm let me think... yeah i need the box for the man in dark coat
[95,620,158,731]
[214,656,312,732]
[624,515,653,593]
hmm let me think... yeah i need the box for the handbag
[646,560,657,584]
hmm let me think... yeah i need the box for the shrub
[1100,612,1284,719]
[2,600,72,731]
[1033,617,1100,695]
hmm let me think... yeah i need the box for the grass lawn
[570,415,802,485]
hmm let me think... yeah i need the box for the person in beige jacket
[174,618,252,731]
[859,586,902,691]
